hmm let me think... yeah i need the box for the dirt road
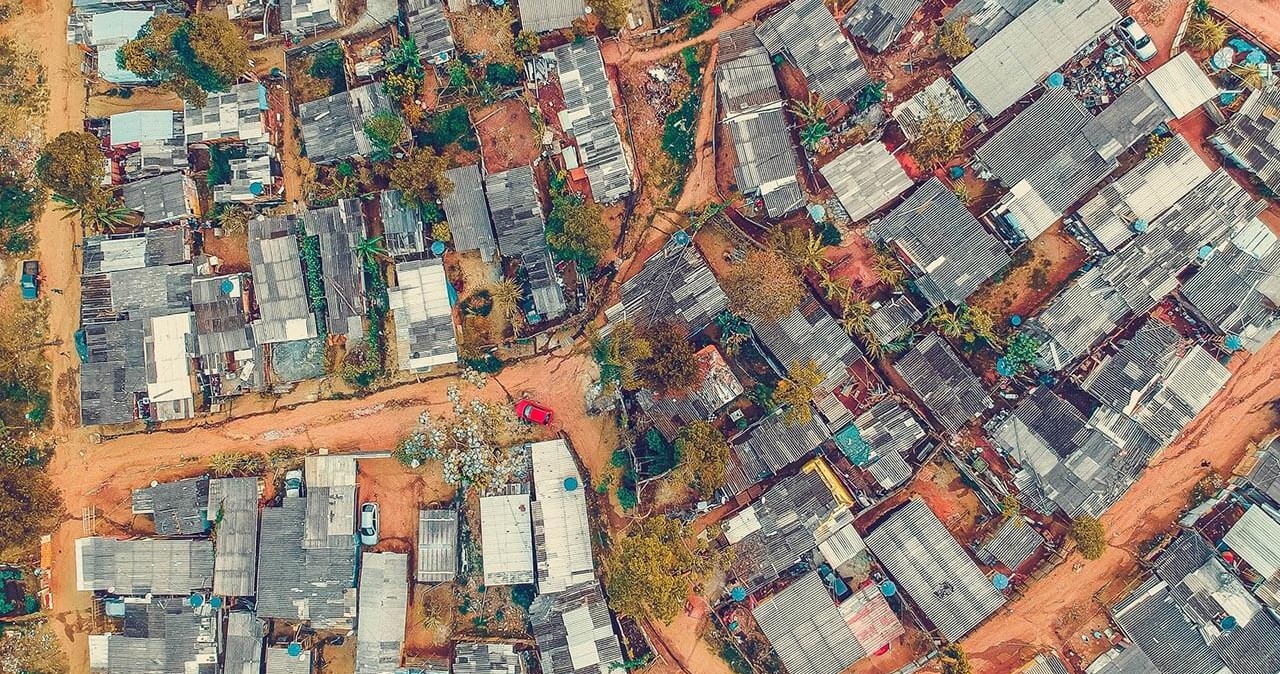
[962,335,1280,672]
[607,0,791,64]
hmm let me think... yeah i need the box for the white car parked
[1117,16,1158,62]
[359,502,380,546]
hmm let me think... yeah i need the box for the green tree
[673,420,729,495]
[936,15,975,60]
[635,320,701,395]
[589,0,632,32]
[961,305,1001,347]
[603,516,722,621]
[1185,14,1227,51]
[547,191,609,269]
[0,464,63,554]
[773,359,824,426]
[725,250,805,324]
[1001,331,1043,376]
[873,247,905,287]
[208,451,267,477]
[930,305,966,338]
[120,12,250,105]
[911,102,965,168]
[514,30,540,56]
[354,235,388,265]
[939,644,973,674]
[380,147,453,205]
[363,110,404,158]
[36,131,106,205]
[856,80,886,112]
[484,62,521,87]
[54,190,133,235]
[1071,515,1106,560]
[593,320,653,392]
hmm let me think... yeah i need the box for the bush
[309,43,345,88]
[1070,515,1107,560]
[420,105,477,151]
[463,353,504,373]
[484,63,521,87]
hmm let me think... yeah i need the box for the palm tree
[800,121,830,152]
[354,235,388,266]
[873,249,905,287]
[930,306,966,338]
[840,299,872,336]
[962,305,1002,348]
[800,230,829,275]
[858,327,883,360]
[790,92,830,125]
[489,279,525,321]
[55,190,132,235]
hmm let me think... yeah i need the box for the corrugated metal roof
[755,0,871,104]
[480,492,535,586]
[864,498,1006,641]
[1074,135,1212,253]
[224,611,266,674]
[354,552,409,674]
[122,172,196,224]
[109,109,179,145]
[1223,505,1280,579]
[992,387,1090,461]
[379,190,424,257]
[88,598,217,674]
[131,475,209,536]
[843,0,923,52]
[752,572,866,674]
[1145,53,1218,119]
[75,537,214,594]
[519,0,585,32]
[528,581,622,674]
[404,0,455,63]
[843,398,925,483]
[865,297,922,346]
[893,333,991,432]
[605,241,727,336]
[1182,238,1280,350]
[1112,578,1227,674]
[728,470,843,590]
[486,165,565,320]
[298,84,393,163]
[184,82,268,144]
[638,345,743,439]
[442,165,497,262]
[1212,85,1280,195]
[302,199,367,339]
[838,584,905,657]
[266,647,314,674]
[192,274,254,357]
[416,509,458,582]
[1085,645,1161,674]
[977,517,1044,571]
[952,0,1120,116]
[820,142,912,222]
[716,45,783,119]
[752,295,862,394]
[281,0,339,33]
[255,496,357,629]
[531,439,595,594]
[552,38,631,203]
[248,214,318,345]
[452,642,525,674]
[871,178,1011,307]
[946,0,1038,48]
[893,77,974,140]
[388,258,458,372]
[726,106,805,218]
[209,477,260,597]
[83,228,189,275]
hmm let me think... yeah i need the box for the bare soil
[473,98,539,174]
[968,222,1088,327]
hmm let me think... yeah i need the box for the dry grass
[452,7,518,66]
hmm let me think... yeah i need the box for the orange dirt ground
[473,98,540,174]
[968,222,1088,326]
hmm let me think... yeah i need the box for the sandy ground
[961,335,1280,672]
[1214,0,1280,47]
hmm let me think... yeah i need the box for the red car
[515,399,554,425]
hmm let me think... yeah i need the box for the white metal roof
[951,0,1120,116]
[480,493,535,586]
[1145,52,1218,119]
[819,142,912,221]
[1224,505,1280,579]
[354,552,410,674]
[531,440,596,594]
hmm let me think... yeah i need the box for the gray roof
[1033,169,1265,370]
[79,318,147,425]
[1245,438,1280,507]
[379,190,424,257]
[864,498,1006,641]
[208,477,260,597]
[752,572,865,674]
[1112,576,1227,674]
[354,552,409,674]
[1214,85,1280,194]
[893,333,991,432]
[453,643,525,674]
[183,82,268,144]
[1085,646,1161,674]
[716,38,783,118]
[870,178,1011,307]
[416,509,458,582]
[192,274,254,357]
[1080,319,1180,413]
[755,0,871,104]
[80,263,193,325]
[441,165,497,262]
[991,387,1090,461]
[83,228,189,276]
[725,106,805,218]
[388,258,459,372]
[298,84,394,163]
[637,345,743,439]
[605,241,728,335]
[729,470,844,591]
[88,598,217,674]
[255,497,357,628]
[131,475,210,536]
[553,38,631,203]
[486,165,565,320]
[724,412,831,496]
[865,296,922,345]
[75,537,214,594]
[951,0,1120,116]
[752,294,863,394]
[122,172,196,224]
[819,142,913,222]
[1073,136,1212,253]
[248,214,318,344]
[1182,233,1280,350]
[844,398,925,489]
[302,199,367,339]
[1105,344,1228,446]
[946,0,1037,48]
[404,0,455,63]
[1022,653,1071,674]
[528,582,623,674]
[265,647,314,674]
[977,516,1044,571]
[280,0,339,34]
[843,0,922,52]
[518,0,584,32]
[223,611,266,674]
[975,89,1117,236]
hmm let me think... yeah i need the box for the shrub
[484,62,521,87]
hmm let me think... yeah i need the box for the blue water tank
[563,477,579,492]
[993,573,1010,590]
[287,642,303,657]
[431,240,447,256]
[1047,72,1065,88]
[673,230,691,246]
[731,587,747,602]
[880,581,897,597]
[189,593,203,607]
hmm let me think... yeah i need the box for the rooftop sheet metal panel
[75,537,214,594]
[441,165,497,262]
[209,477,261,597]
[864,498,1006,641]
[416,509,458,582]
[977,516,1045,570]
[752,295,863,394]
[388,258,458,372]
[755,0,871,104]
[354,552,410,674]
[531,439,596,594]
[607,241,728,336]
[480,492,535,586]
[1144,52,1218,119]
[893,333,992,432]
[819,141,913,222]
[843,0,923,52]
[528,581,623,674]
[752,572,867,674]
